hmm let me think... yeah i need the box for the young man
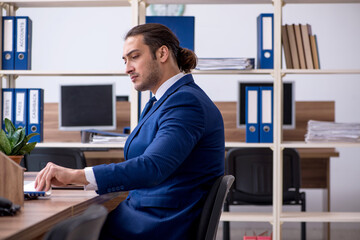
[35,23,224,239]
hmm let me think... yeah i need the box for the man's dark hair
[125,23,197,73]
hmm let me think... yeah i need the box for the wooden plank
[0,152,24,206]
[0,172,127,240]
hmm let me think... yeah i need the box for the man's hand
[34,162,89,192]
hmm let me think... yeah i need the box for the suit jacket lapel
[124,74,194,159]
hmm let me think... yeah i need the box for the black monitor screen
[238,81,295,129]
[59,84,116,130]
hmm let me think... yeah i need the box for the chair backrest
[225,148,301,204]
[43,204,108,240]
[24,147,86,171]
[225,148,300,195]
[197,175,235,240]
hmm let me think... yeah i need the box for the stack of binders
[2,16,32,70]
[282,23,320,69]
[1,88,44,143]
[245,86,273,143]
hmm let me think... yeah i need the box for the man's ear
[157,45,170,63]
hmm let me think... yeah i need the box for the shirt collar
[155,72,185,101]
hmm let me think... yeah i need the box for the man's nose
[125,62,134,74]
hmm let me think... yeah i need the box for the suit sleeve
[93,91,206,195]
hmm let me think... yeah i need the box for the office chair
[223,148,306,240]
[43,204,108,240]
[23,147,86,171]
[196,175,234,240]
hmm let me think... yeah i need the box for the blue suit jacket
[95,74,224,240]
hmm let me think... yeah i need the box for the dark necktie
[139,96,156,121]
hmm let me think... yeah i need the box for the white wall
[13,3,360,230]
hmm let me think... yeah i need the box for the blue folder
[2,16,16,70]
[14,88,28,130]
[15,16,32,70]
[146,16,195,51]
[259,86,273,143]
[245,86,259,143]
[1,88,15,131]
[257,13,274,69]
[27,89,44,143]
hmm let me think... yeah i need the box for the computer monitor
[59,83,116,131]
[237,81,295,129]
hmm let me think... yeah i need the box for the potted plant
[0,118,39,164]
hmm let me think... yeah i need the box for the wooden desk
[0,173,127,240]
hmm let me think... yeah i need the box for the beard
[134,59,161,92]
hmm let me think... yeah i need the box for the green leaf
[13,128,26,148]
[9,127,25,148]
[4,118,15,135]
[0,130,12,155]
[18,142,37,155]
[25,132,39,142]
[0,118,38,156]
[0,143,5,154]
[10,143,24,155]
[11,136,26,155]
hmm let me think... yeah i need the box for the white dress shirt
[84,72,185,190]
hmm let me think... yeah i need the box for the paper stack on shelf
[195,58,255,70]
[81,129,128,144]
[91,135,128,144]
[305,120,360,142]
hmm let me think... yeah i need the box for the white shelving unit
[0,0,143,130]
[1,0,359,239]
[0,70,127,76]
[144,0,360,239]
[0,0,131,8]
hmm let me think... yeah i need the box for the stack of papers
[305,120,360,143]
[91,135,128,144]
[195,58,255,70]
[81,129,128,144]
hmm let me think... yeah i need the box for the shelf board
[224,141,360,148]
[2,69,359,76]
[3,0,358,7]
[147,0,360,4]
[36,142,125,149]
[284,0,360,3]
[38,141,360,149]
[220,212,273,222]
[282,69,360,74]
[5,0,357,7]
[192,69,360,75]
[192,69,273,75]
[282,141,360,148]
[225,142,274,148]
[0,70,127,76]
[147,0,273,4]
[220,212,360,223]
[0,0,130,8]
[281,212,360,222]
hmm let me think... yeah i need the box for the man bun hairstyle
[125,23,197,73]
